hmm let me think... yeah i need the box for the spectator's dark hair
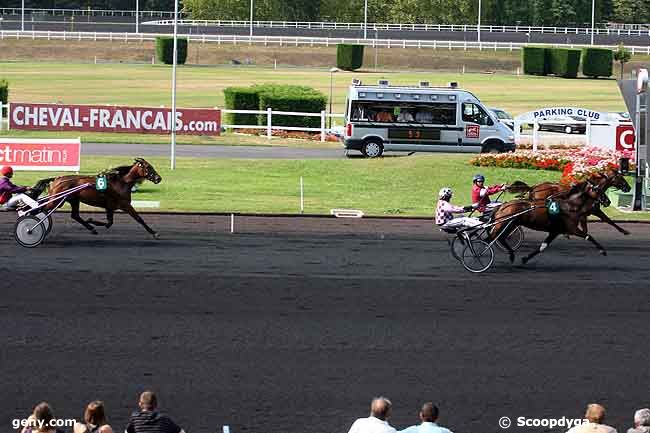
[139,391,158,411]
[370,397,392,421]
[84,401,107,426]
[33,402,55,431]
[420,403,439,422]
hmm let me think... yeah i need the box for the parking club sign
[466,125,480,138]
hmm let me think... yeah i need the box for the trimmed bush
[155,37,188,65]
[223,87,261,125]
[256,85,327,129]
[336,44,364,71]
[0,80,7,117]
[522,46,549,75]
[582,48,613,78]
[548,48,581,78]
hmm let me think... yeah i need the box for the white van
[343,80,516,158]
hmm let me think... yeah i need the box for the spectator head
[370,397,392,421]
[32,402,55,432]
[634,409,650,428]
[84,401,107,426]
[585,404,606,424]
[419,403,440,423]
[138,391,158,412]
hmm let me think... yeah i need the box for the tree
[613,43,631,79]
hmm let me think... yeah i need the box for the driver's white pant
[4,193,39,210]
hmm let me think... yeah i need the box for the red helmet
[1,166,13,177]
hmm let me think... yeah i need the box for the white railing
[222,108,344,141]
[0,7,176,18]
[2,30,649,53]
[142,19,650,36]
[0,104,345,141]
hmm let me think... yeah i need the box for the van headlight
[508,134,515,141]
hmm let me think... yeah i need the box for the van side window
[462,103,493,126]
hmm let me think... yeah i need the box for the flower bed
[470,147,634,182]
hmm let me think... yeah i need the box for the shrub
[0,80,7,117]
[548,48,581,78]
[581,48,613,78]
[256,85,327,129]
[336,44,364,71]
[521,46,549,75]
[155,37,188,65]
[223,87,261,125]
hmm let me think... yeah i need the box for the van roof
[348,84,481,104]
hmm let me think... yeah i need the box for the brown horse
[522,168,632,235]
[489,180,606,264]
[43,158,162,238]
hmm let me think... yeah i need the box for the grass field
[0,61,629,145]
[11,154,648,220]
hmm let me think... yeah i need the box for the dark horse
[518,168,632,235]
[489,179,607,264]
[42,158,162,238]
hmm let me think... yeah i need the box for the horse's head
[608,169,632,193]
[133,158,162,184]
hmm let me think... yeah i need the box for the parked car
[537,115,586,134]
[489,108,515,130]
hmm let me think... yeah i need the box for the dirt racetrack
[2,212,650,433]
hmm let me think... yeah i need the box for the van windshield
[349,101,457,125]
[462,103,493,125]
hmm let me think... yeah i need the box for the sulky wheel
[494,226,524,252]
[34,212,53,236]
[14,215,47,248]
[450,236,465,261]
[461,239,495,273]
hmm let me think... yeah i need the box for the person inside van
[397,110,414,122]
[435,187,479,228]
[471,174,506,213]
[415,109,433,124]
[375,109,394,122]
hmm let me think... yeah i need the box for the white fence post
[267,107,272,139]
[300,176,304,213]
[320,110,326,142]
[533,118,539,152]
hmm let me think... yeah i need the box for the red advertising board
[9,103,221,136]
[616,125,635,152]
[0,138,81,171]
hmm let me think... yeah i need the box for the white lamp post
[136,0,139,34]
[21,0,25,32]
[329,67,338,128]
[363,0,368,40]
[590,0,595,45]
[170,0,179,170]
[477,0,481,43]
[250,0,254,38]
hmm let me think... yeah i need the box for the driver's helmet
[438,187,453,200]
[472,174,485,183]
[1,166,14,177]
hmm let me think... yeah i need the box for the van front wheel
[481,140,504,154]
[362,139,384,158]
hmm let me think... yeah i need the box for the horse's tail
[505,180,532,198]
[27,177,56,200]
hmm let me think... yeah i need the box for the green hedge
[155,37,188,65]
[337,44,364,71]
[582,48,613,78]
[223,87,261,125]
[257,85,327,129]
[223,84,327,129]
[548,48,581,78]
[522,46,548,75]
[0,80,7,117]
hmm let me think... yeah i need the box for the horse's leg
[87,209,114,229]
[522,232,559,264]
[494,224,517,264]
[572,226,607,256]
[590,207,630,235]
[69,198,98,235]
[120,203,158,238]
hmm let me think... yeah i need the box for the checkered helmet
[439,187,453,200]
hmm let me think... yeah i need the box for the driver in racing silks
[0,166,39,211]
[471,174,506,215]
[435,187,482,230]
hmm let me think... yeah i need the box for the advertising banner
[9,103,221,136]
[0,138,81,171]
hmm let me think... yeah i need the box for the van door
[461,103,496,152]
